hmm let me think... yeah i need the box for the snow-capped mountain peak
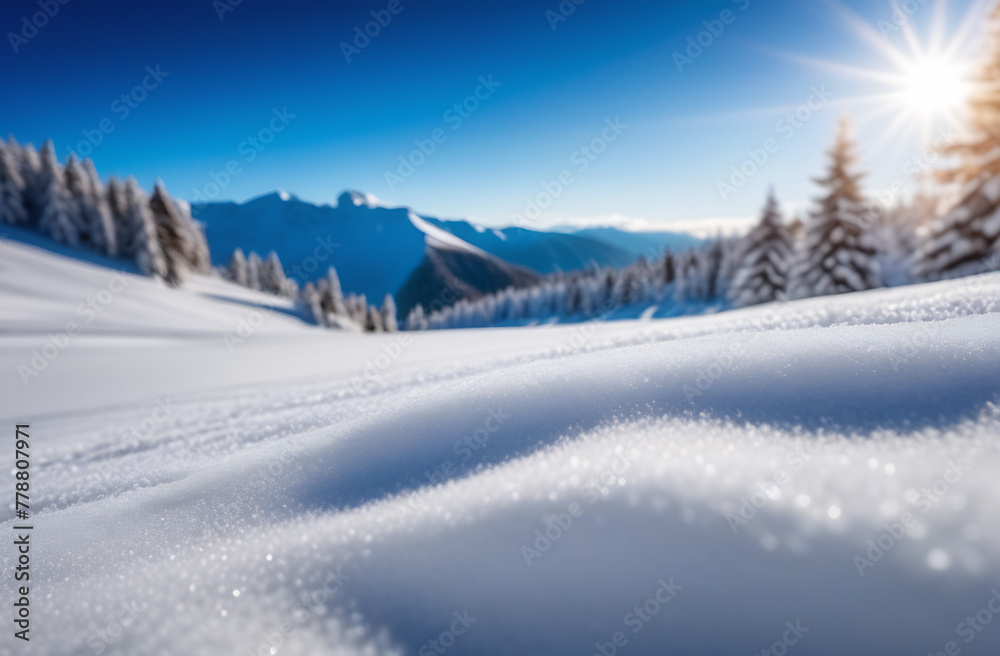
[337,189,382,210]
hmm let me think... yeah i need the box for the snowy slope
[1,240,1000,655]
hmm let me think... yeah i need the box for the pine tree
[564,278,583,315]
[246,251,263,290]
[380,293,398,331]
[661,250,675,285]
[149,179,190,286]
[789,115,881,299]
[729,189,793,307]
[914,7,1000,279]
[37,141,80,246]
[700,239,725,299]
[62,155,91,243]
[0,140,28,226]
[172,197,212,274]
[15,140,43,222]
[228,248,249,286]
[106,176,129,250]
[121,176,167,278]
[260,251,290,296]
[302,282,327,327]
[81,158,117,256]
[347,293,368,325]
[936,5,1000,187]
[326,266,347,315]
[672,251,697,302]
[365,304,383,332]
[405,305,428,330]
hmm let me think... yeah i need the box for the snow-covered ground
[2,236,1000,655]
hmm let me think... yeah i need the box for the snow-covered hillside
[2,238,1000,655]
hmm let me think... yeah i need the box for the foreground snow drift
[1,238,1000,655]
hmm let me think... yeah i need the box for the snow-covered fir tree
[365,305,383,332]
[228,248,249,286]
[869,191,938,286]
[729,189,793,307]
[673,239,737,303]
[172,198,212,274]
[121,176,167,278]
[106,176,129,248]
[326,266,347,316]
[149,180,191,286]
[914,6,1000,279]
[789,115,881,299]
[37,140,81,246]
[62,155,92,244]
[260,251,291,296]
[301,282,326,326]
[413,237,740,330]
[405,304,428,330]
[81,158,117,256]
[380,293,398,332]
[0,140,28,226]
[246,251,263,291]
[16,140,44,221]
[346,293,368,325]
[0,137,217,282]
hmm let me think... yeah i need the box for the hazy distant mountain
[426,221,637,273]
[192,191,703,308]
[193,191,430,303]
[570,227,702,260]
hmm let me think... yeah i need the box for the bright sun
[783,1,982,151]
[897,56,969,116]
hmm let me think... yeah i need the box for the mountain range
[191,191,702,316]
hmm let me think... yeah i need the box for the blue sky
[0,0,989,230]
